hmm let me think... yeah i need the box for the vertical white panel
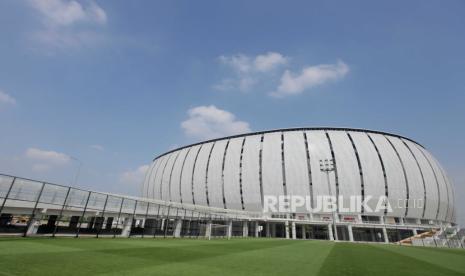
[306,130,335,214]
[349,131,385,216]
[419,148,448,221]
[328,131,361,215]
[207,140,228,208]
[180,145,201,204]
[241,135,262,211]
[153,155,169,200]
[147,159,161,198]
[370,134,407,218]
[161,152,178,201]
[192,142,213,206]
[284,131,310,213]
[386,136,424,219]
[403,140,438,220]
[432,156,453,222]
[262,133,284,207]
[170,148,189,203]
[142,161,156,198]
[223,138,243,210]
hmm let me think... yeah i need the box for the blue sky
[1,1,464,224]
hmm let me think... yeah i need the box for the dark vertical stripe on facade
[384,136,410,218]
[436,165,450,222]
[190,145,203,205]
[167,151,181,202]
[303,132,314,209]
[347,132,365,213]
[367,133,389,215]
[401,139,427,219]
[325,131,340,211]
[205,142,216,207]
[178,148,192,204]
[239,137,246,210]
[416,146,441,220]
[258,134,265,209]
[281,133,288,197]
[221,140,230,209]
[159,154,173,200]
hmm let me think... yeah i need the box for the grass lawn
[0,238,464,275]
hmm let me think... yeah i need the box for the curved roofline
[153,127,424,161]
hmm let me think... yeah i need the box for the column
[25,218,40,236]
[242,221,248,237]
[254,221,259,237]
[383,227,389,243]
[285,220,290,239]
[291,222,296,240]
[328,224,334,241]
[205,220,212,240]
[413,229,418,236]
[266,222,271,237]
[227,220,233,240]
[173,219,182,238]
[121,217,133,238]
[348,225,354,242]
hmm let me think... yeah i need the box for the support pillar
[285,220,290,239]
[382,227,389,243]
[413,229,418,236]
[121,217,132,238]
[254,221,259,237]
[227,220,233,240]
[328,224,334,241]
[242,221,248,237]
[173,219,182,238]
[266,222,271,237]
[25,218,39,236]
[348,225,354,242]
[291,222,296,240]
[205,220,212,240]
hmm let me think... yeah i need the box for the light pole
[319,158,338,241]
[70,156,82,186]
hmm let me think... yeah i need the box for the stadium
[143,127,457,242]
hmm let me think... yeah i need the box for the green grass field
[0,238,464,275]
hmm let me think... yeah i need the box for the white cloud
[29,0,106,26]
[0,90,16,105]
[271,60,349,97]
[120,165,149,186]
[25,147,71,172]
[90,144,104,151]
[28,0,107,51]
[181,105,251,140]
[25,147,71,165]
[216,52,288,92]
[254,52,288,72]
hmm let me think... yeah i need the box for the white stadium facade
[142,127,457,242]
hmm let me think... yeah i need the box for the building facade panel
[241,135,262,212]
[206,139,228,208]
[180,145,201,204]
[192,142,213,206]
[403,139,438,220]
[305,130,335,214]
[261,132,284,202]
[369,134,407,218]
[283,131,310,213]
[223,138,243,210]
[349,131,386,216]
[153,155,169,200]
[386,136,425,219]
[328,131,362,214]
[160,152,177,201]
[169,148,189,203]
